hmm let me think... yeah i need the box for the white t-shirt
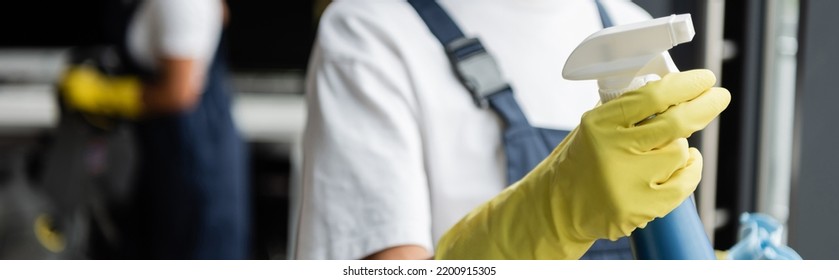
[294,0,652,260]
[127,0,222,72]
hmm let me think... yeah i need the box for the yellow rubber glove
[435,70,731,260]
[59,65,143,119]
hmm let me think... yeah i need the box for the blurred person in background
[293,0,730,260]
[59,0,249,259]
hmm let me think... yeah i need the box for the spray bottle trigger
[599,52,680,103]
[638,52,680,79]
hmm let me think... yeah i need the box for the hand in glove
[59,65,143,119]
[435,69,730,259]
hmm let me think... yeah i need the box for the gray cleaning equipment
[563,14,716,260]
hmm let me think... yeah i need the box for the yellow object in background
[434,70,731,260]
[60,65,142,119]
[33,214,66,253]
[715,250,729,260]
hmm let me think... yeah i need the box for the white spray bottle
[562,14,716,259]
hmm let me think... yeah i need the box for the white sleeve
[294,3,433,260]
[151,0,222,60]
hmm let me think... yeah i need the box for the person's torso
[317,0,652,246]
[356,0,650,243]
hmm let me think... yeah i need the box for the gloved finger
[606,138,688,224]
[610,69,717,126]
[648,147,703,212]
[627,87,730,151]
[636,138,691,183]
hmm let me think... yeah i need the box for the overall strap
[594,0,614,28]
[407,0,529,128]
[407,0,614,128]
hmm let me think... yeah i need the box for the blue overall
[407,0,632,259]
[130,38,250,259]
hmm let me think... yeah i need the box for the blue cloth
[133,40,250,260]
[407,0,632,259]
[727,213,802,260]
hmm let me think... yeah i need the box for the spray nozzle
[562,14,696,102]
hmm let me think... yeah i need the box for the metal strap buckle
[445,37,510,108]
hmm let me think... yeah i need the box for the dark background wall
[0,0,315,72]
[788,0,839,260]
[0,1,108,47]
